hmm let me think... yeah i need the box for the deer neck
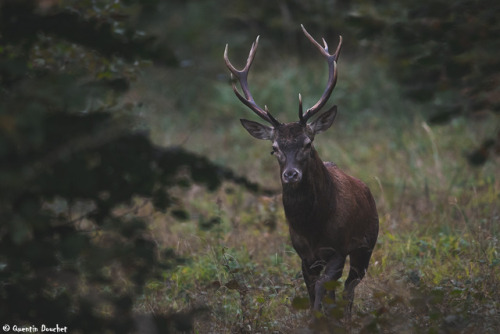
[282,149,335,229]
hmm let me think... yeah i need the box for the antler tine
[300,24,342,124]
[298,93,304,122]
[224,37,281,127]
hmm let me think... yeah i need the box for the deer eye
[304,142,312,150]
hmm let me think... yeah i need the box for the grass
[129,55,499,332]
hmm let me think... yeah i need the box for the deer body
[224,25,379,317]
[284,152,378,312]
[284,156,378,258]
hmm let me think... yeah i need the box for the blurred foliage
[345,0,500,163]
[374,0,500,114]
[0,0,271,332]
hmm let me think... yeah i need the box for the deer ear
[308,105,337,135]
[240,119,275,140]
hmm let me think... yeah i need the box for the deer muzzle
[282,168,302,184]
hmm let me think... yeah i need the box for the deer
[224,25,379,319]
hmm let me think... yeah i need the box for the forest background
[1,0,499,333]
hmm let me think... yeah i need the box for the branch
[0,0,177,65]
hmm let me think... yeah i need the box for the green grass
[130,56,499,332]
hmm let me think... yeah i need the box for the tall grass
[131,55,499,332]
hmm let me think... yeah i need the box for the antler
[299,24,342,124]
[224,37,281,127]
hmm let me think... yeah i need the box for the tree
[0,1,269,332]
[347,0,500,164]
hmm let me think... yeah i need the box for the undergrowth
[131,56,499,333]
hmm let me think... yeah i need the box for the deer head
[224,25,342,185]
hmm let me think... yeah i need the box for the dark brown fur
[283,147,379,314]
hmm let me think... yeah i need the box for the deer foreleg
[313,254,345,311]
[301,260,322,306]
[343,247,373,319]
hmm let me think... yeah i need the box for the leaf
[291,296,310,310]
[225,279,241,291]
[255,296,265,304]
[323,280,341,291]
[198,216,221,231]
[171,209,189,221]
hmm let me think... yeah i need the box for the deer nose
[282,169,302,183]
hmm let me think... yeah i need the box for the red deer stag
[224,25,379,318]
